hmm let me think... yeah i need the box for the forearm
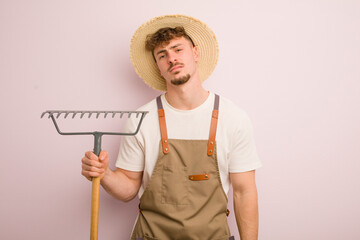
[233,189,259,240]
[100,168,141,202]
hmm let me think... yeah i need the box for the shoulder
[218,95,252,126]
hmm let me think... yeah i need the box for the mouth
[169,63,184,73]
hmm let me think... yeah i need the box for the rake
[41,110,148,240]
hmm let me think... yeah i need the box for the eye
[158,54,165,60]
[176,48,182,52]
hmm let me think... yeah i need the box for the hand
[81,150,109,181]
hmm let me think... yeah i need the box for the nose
[167,51,177,64]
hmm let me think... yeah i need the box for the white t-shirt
[116,92,262,198]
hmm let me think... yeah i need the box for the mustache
[168,62,184,72]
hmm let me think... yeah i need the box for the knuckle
[85,151,96,159]
[89,171,98,177]
[81,164,88,170]
[90,160,98,166]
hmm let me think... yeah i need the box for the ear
[193,46,199,62]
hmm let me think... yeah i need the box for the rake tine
[42,110,148,121]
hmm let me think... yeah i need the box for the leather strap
[188,174,210,181]
[157,94,220,155]
[207,94,219,156]
[157,96,169,154]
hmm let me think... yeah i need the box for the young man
[81,15,262,240]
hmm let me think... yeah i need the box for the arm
[230,170,259,240]
[81,150,142,202]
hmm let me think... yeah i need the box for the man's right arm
[81,151,143,202]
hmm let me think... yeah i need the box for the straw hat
[130,15,219,91]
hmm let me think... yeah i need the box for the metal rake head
[41,110,148,137]
[41,110,146,119]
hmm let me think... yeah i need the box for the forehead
[154,37,192,52]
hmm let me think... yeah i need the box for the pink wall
[1,0,360,239]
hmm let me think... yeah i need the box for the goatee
[171,74,190,86]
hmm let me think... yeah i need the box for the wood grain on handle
[90,177,100,240]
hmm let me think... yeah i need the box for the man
[81,15,262,240]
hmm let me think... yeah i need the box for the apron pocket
[161,166,189,205]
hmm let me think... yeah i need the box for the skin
[153,36,209,110]
[231,171,259,240]
[81,36,259,239]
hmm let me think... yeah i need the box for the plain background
[1,0,359,239]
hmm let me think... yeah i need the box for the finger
[82,163,105,173]
[82,156,103,168]
[81,169,92,180]
[85,151,99,161]
[82,162,105,174]
[82,169,101,178]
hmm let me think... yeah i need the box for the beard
[170,74,190,86]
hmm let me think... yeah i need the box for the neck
[165,75,209,110]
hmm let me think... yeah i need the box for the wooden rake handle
[90,133,102,240]
[90,177,101,240]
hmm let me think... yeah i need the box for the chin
[170,74,191,86]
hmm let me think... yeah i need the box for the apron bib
[131,95,234,240]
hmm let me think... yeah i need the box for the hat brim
[130,15,219,91]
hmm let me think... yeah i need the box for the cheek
[157,62,168,77]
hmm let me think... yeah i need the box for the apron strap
[157,96,169,154]
[207,94,219,156]
[157,94,220,155]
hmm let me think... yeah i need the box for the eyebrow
[155,43,183,56]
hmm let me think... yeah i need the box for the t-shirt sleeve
[115,117,145,172]
[228,111,262,172]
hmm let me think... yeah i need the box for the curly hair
[145,26,195,53]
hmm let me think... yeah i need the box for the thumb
[98,150,108,162]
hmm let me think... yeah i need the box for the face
[153,37,199,87]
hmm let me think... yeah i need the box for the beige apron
[131,95,234,240]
